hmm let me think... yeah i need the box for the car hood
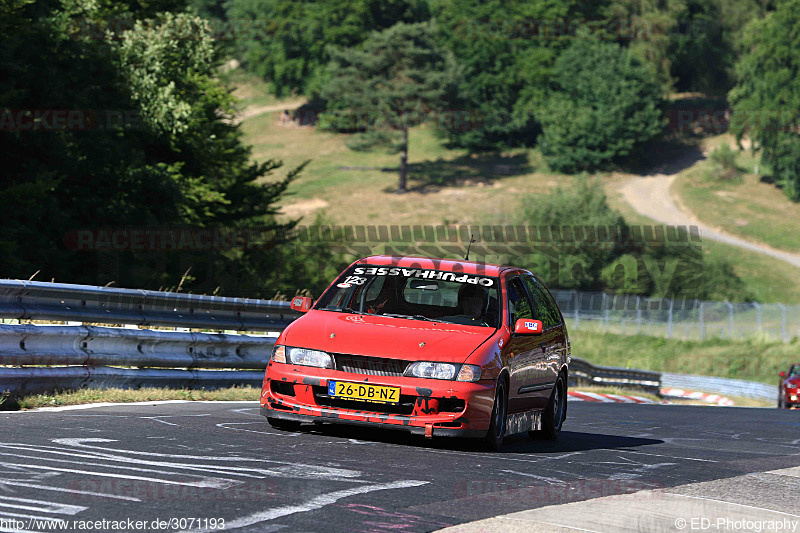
[282,310,495,363]
[785,377,800,388]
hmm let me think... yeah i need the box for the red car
[779,365,800,409]
[260,255,570,449]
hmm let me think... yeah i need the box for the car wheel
[537,373,566,441]
[484,378,508,451]
[267,417,301,431]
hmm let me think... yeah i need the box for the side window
[506,277,533,326]
[522,275,562,328]
[365,276,386,302]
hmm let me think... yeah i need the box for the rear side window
[506,277,533,325]
[522,275,562,329]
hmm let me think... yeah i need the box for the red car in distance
[260,255,570,450]
[779,364,800,409]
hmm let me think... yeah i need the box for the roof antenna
[464,234,475,261]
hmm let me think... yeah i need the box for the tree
[729,0,800,201]
[516,178,749,299]
[0,3,306,297]
[432,0,600,150]
[224,0,429,97]
[538,39,664,173]
[320,22,460,193]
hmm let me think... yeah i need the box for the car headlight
[405,362,457,380]
[271,345,334,369]
[404,362,482,382]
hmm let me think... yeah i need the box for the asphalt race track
[1,401,799,532]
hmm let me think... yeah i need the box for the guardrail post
[602,292,609,331]
[636,296,642,334]
[667,298,674,339]
[753,302,761,333]
[573,290,579,330]
[778,303,787,342]
[699,301,704,341]
[724,301,733,339]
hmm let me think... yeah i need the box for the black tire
[537,374,566,441]
[267,417,301,431]
[484,377,508,451]
[778,397,784,409]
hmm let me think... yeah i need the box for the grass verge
[16,386,260,410]
[572,330,795,385]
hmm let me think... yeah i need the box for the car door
[521,275,561,409]
[505,276,540,413]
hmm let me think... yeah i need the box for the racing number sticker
[525,321,539,331]
[343,276,367,285]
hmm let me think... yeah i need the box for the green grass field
[571,330,793,386]
[606,176,800,304]
[674,134,800,253]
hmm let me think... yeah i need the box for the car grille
[335,354,409,377]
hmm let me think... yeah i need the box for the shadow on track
[291,422,662,454]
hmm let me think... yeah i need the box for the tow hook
[424,423,433,439]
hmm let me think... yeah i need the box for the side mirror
[514,318,543,335]
[779,371,786,378]
[291,296,312,313]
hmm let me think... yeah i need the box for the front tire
[267,417,301,431]
[537,373,566,441]
[484,378,508,451]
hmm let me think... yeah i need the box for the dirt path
[230,99,306,125]
[619,153,800,268]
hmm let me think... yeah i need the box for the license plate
[328,381,400,404]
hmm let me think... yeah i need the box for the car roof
[357,255,524,277]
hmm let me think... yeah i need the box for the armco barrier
[661,373,775,401]
[569,357,661,394]
[0,280,775,402]
[0,279,299,331]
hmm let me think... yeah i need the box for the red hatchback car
[779,364,800,409]
[260,256,570,449]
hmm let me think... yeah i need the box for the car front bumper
[260,361,496,437]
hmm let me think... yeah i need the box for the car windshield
[315,265,501,328]
[790,365,800,377]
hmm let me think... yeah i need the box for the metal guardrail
[569,357,661,394]
[1,367,264,398]
[661,373,776,401]
[0,280,777,403]
[0,280,300,332]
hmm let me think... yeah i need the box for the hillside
[230,71,800,304]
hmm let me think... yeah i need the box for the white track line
[0,481,140,502]
[5,400,258,413]
[194,480,428,532]
[0,495,85,515]
[0,461,232,488]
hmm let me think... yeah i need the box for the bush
[705,144,743,182]
[511,178,751,301]
[538,39,664,173]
